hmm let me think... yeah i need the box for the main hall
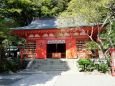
[11,17,106,59]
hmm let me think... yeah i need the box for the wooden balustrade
[21,49,36,54]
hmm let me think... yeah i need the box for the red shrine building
[11,18,106,59]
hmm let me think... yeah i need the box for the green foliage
[32,0,70,17]
[0,0,70,26]
[0,19,24,48]
[78,58,91,65]
[98,63,109,73]
[0,0,38,26]
[60,0,115,57]
[0,59,28,73]
[77,58,96,71]
[0,19,16,43]
[107,56,111,67]
[86,41,99,50]
[100,21,115,48]
[60,0,115,23]
[77,58,110,73]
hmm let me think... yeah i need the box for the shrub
[0,59,28,73]
[98,63,109,73]
[0,60,9,72]
[107,56,111,67]
[77,58,95,72]
[77,58,110,73]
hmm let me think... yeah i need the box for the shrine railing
[21,49,36,54]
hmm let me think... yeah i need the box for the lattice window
[76,40,87,51]
[23,42,36,58]
[25,42,36,51]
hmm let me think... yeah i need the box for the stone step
[23,59,79,73]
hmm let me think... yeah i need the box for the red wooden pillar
[36,40,47,59]
[109,49,115,76]
[66,39,77,59]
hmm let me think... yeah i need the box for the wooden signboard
[109,49,115,76]
[52,53,61,58]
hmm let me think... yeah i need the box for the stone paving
[0,73,30,86]
[0,59,115,86]
[54,73,115,86]
[0,72,115,86]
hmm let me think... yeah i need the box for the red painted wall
[11,24,107,59]
[36,40,47,59]
[66,39,77,58]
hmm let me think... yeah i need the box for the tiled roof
[11,17,98,30]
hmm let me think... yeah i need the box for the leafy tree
[60,0,115,22]
[0,0,71,26]
[0,0,37,59]
[86,41,99,50]
[0,0,38,26]
[32,0,71,17]
[0,19,20,59]
[100,21,115,49]
[60,0,115,59]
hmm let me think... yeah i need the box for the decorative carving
[29,34,34,37]
[57,33,63,37]
[68,42,72,46]
[73,32,79,36]
[49,33,54,37]
[80,32,86,35]
[64,33,70,36]
[39,41,44,48]
[43,34,48,37]
[35,34,40,37]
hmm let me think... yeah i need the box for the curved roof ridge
[11,17,102,30]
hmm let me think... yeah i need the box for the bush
[0,59,28,73]
[0,60,9,72]
[98,63,109,73]
[77,58,110,73]
[77,58,95,72]
[107,56,111,67]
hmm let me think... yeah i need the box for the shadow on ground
[0,59,74,86]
